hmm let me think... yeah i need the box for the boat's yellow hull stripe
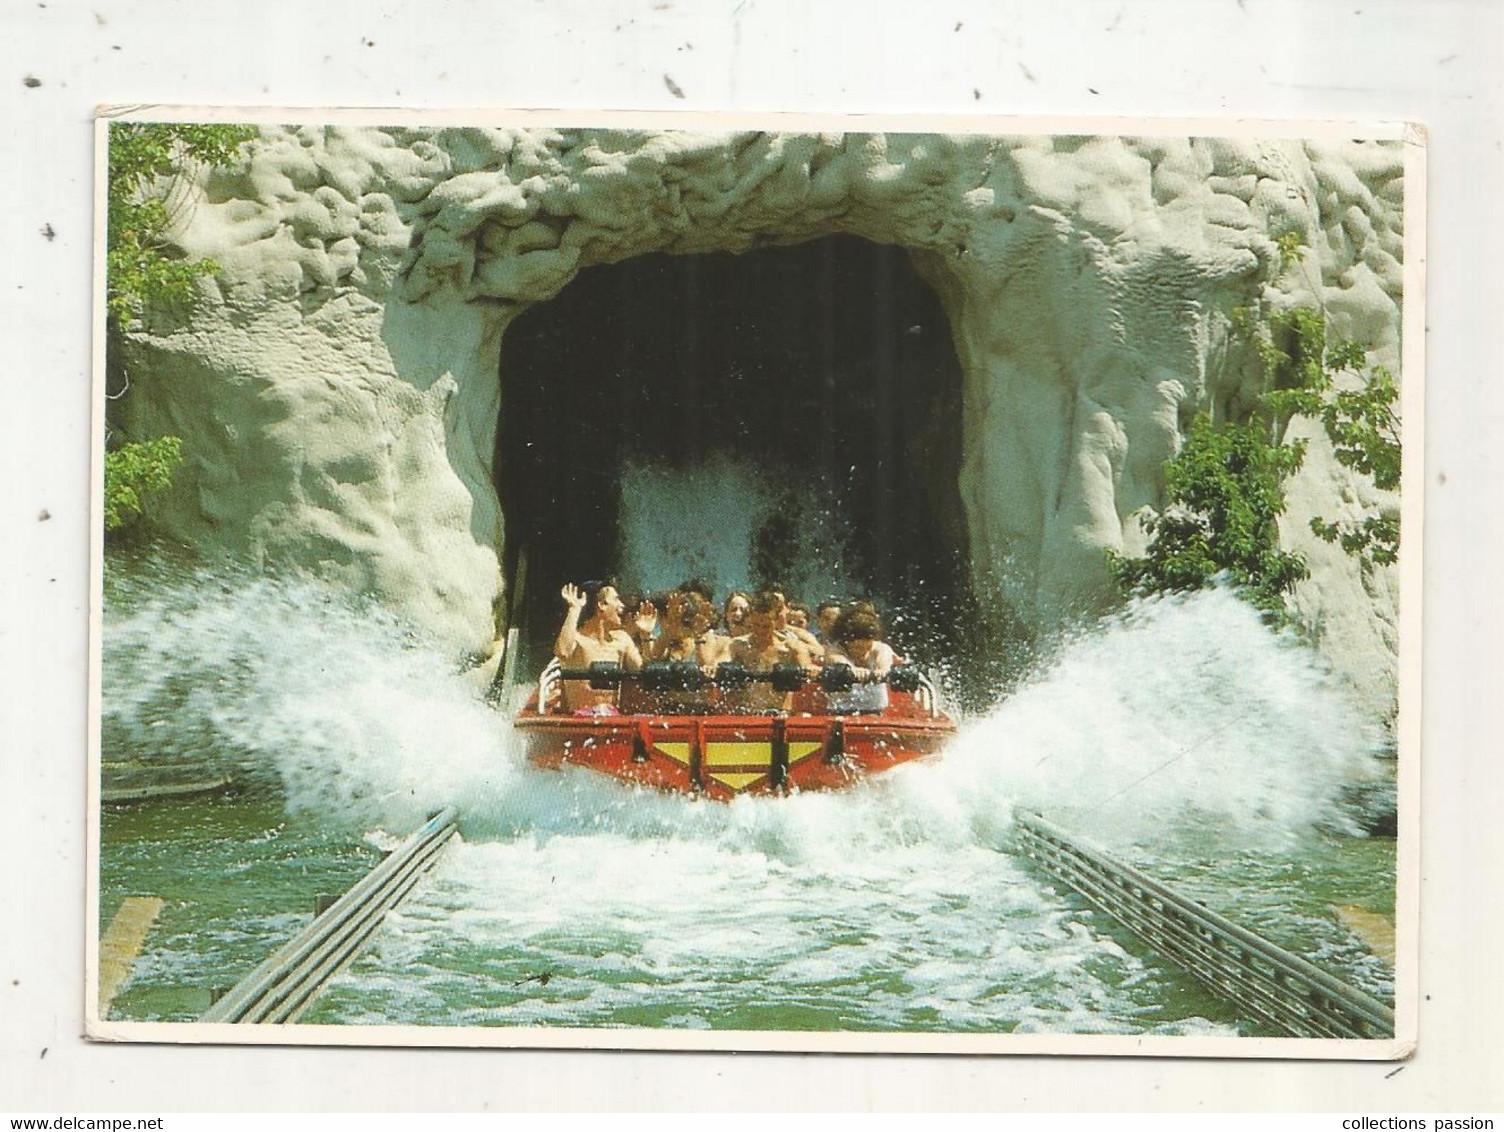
[656,742,692,766]
[707,772,765,791]
[705,741,768,767]
[648,740,824,791]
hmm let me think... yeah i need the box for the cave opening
[496,234,984,692]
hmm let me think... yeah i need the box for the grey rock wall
[114,125,1404,711]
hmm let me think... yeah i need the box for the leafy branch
[105,123,254,536]
[1111,230,1403,616]
[107,122,256,325]
[1107,416,1310,618]
[103,436,184,531]
[1247,304,1402,569]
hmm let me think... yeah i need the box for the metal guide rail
[1012,808,1395,1040]
[201,808,458,1024]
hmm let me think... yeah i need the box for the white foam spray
[103,560,1387,1030]
[616,456,771,597]
[105,562,1380,851]
[104,562,531,838]
[881,585,1385,855]
[616,455,858,606]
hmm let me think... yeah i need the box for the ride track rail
[1011,808,1395,1040]
[200,808,458,1024]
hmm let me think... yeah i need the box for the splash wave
[104,561,1379,855]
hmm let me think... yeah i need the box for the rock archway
[112,124,1405,710]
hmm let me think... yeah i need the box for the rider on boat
[553,580,654,715]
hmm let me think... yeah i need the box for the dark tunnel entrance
[496,234,987,695]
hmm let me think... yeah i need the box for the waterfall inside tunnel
[494,234,995,693]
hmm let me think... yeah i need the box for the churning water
[616,455,860,606]
[100,555,1396,1031]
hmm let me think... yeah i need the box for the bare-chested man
[554,580,652,714]
[726,590,818,713]
[691,596,733,669]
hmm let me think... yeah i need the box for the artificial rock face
[114,125,1405,711]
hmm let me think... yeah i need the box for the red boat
[513,660,956,801]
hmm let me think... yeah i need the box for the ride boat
[513,660,956,800]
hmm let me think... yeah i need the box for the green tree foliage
[107,122,255,324]
[1258,310,1402,568]
[105,123,253,535]
[1111,232,1402,615]
[1108,416,1310,617]
[103,436,183,531]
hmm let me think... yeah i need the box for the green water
[97,560,1398,1036]
[1135,836,1397,1004]
[99,793,1394,1034]
[100,794,381,1021]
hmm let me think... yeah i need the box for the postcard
[88,109,1422,1056]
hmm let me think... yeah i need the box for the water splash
[104,558,523,836]
[616,454,858,606]
[104,560,1379,855]
[616,456,772,598]
[102,557,1389,1031]
[883,586,1384,855]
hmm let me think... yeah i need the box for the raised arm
[554,583,587,662]
[631,600,658,662]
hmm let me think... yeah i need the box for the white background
[2,0,1501,1113]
